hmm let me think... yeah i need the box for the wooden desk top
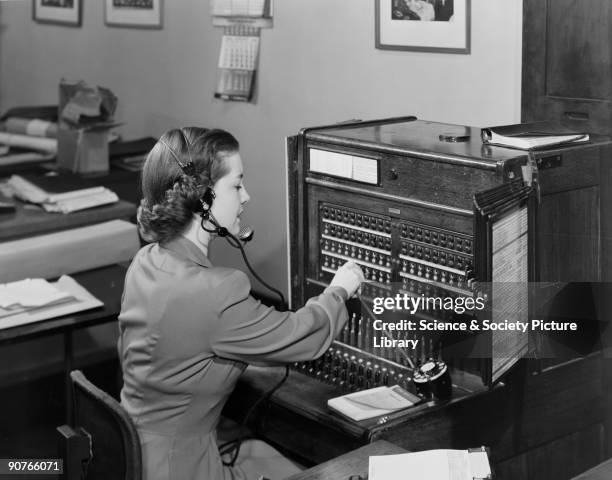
[0,199,136,242]
[285,440,407,480]
[571,458,612,480]
[0,166,139,242]
[0,264,127,345]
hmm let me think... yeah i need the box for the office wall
[0,1,522,374]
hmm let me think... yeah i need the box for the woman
[118,127,364,480]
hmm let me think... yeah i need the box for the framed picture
[33,0,81,26]
[375,0,470,54]
[105,0,163,29]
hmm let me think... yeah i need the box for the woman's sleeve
[209,270,348,363]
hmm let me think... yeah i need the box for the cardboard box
[57,126,110,173]
[58,80,118,174]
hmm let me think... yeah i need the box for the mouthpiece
[238,226,254,242]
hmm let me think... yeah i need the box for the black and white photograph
[113,0,155,8]
[33,0,80,26]
[1,1,612,480]
[105,0,162,28]
[41,0,74,7]
[392,0,454,22]
[378,0,469,52]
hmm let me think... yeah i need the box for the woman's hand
[330,261,366,298]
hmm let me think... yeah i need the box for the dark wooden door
[522,0,612,134]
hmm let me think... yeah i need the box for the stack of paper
[0,278,75,319]
[369,448,492,480]
[481,123,589,150]
[7,173,118,213]
[0,276,103,329]
[328,385,421,421]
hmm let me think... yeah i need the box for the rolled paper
[4,117,58,138]
[0,132,57,153]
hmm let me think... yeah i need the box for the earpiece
[199,187,215,220]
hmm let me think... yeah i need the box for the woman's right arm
[209,262,363,364]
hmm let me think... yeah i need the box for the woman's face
[210,152,250,235]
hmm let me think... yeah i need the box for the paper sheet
[0,276,103,330]
[369,449,491,480]
[0,278,73,309]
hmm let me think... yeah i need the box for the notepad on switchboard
[327,385,420,421]
[369,447,493,480]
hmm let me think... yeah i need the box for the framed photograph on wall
[375,0,470,54]
[33,0,81,26]
[105,0,163,29]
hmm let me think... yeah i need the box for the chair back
[70,370,142,480]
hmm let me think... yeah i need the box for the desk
[0,165,139,242]
[0,264,127,421]
[225,355,611,478]
[0,197,135,243]
[286,440,407,480]
[571,458,612,480]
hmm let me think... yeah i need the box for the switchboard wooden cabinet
[225,117,612,480]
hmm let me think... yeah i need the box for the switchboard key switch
[357,358,365,377]
[349,356,357,373]
[334,350,342,366]
[373,365,381,385]
[382,367,389,385]
[341,322,349,343]
[350,322,357,346]
[342,353,350,370]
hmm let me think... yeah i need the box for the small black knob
[385,168,399,181]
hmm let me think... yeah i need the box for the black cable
[200,216,289,466]
[201,215,286,309]
[230,235,286,309]
[220,365,290,467]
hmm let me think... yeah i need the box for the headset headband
[158,129,196,177]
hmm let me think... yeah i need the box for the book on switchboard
[369,446,493,480]
[481,122,589,150]
[327,385,421,422]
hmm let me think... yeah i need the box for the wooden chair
[57,370,142,480]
